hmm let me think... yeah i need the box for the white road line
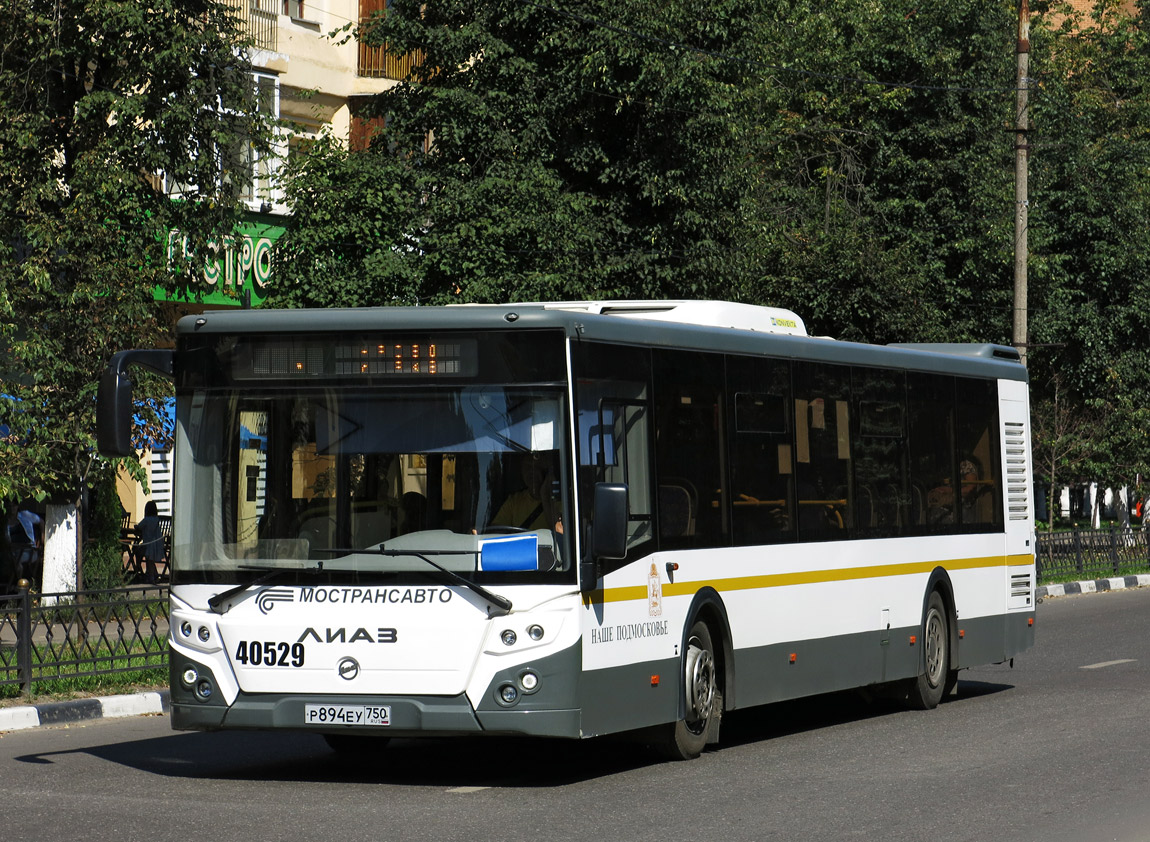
[446,786,491,793]
[1080,659,1137,670]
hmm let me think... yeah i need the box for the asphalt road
[2,589,1149,842]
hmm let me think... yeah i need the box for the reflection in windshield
[175,388,569,581]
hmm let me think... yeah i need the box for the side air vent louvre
[1004,421,1031,521]
[1009,572,1034,608]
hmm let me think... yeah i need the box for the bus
[97,300,1036,760]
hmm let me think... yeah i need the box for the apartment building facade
[156,0,405,314]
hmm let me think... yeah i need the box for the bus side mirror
[580,483,628,594]
[592,482,628,560]
[97,360,135,458]
[96,350,174,458]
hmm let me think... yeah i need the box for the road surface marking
[1080,659,1136,670]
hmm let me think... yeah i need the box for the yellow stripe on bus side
[588,553,1034,605]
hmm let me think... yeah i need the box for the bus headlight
[194,678,214,701]
[498,684,519,705]
[181,667,198,688]
[519,670,540,693]
[527,624,544,641]
[500,629,517,646]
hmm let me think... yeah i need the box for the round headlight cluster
[496,670,542,706]
[180,665,214,701]
[179,622,212,645]
[194,679,214,701]
[500,624,545,646]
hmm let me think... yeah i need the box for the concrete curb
[1037,573,1150,599]
[0,690,169,732]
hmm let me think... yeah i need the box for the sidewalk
[0,690,169,732]
[1036,572,1150,599]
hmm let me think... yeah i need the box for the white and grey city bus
[98,301,1036,759]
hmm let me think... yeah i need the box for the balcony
[226,0,278,53]
[357,0,422,80]
[358,43,423,80]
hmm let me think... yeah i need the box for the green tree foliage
[1027,0,1150,493]
[275,0,1019,345]
[0,0,272,505]
[272,0,765,306]
[745,0,1017,342]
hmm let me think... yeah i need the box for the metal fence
[1035,527,1150,583]
[0,582,169,694]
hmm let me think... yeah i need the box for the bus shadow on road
[715,678,1015,749]
[26,728,666,788]
[17,680,1014,787]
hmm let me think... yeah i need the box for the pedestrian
[134,501,165,584]
[7,504,40,547]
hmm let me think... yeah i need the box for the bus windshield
[173,386,571,584]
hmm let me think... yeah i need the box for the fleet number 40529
[234,640,305,667]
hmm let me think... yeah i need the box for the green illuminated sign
[158,212,285,307]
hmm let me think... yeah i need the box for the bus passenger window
[653,349,728,549]
[852,367,908,536]
[955,378,1002,528]
[727,356,794,545]
[793,362,851,541]
[907,373,956,531]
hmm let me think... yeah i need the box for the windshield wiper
[316,547,513,617]
[207,563,325,615]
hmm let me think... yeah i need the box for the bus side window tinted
[852,368,908,536]
[727,356,794,545]
[955,378,1002,527]
[793,362,852,541]
[654,349,728,549]
[907,373,957,529]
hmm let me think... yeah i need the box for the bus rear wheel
[907,591,949,710]
[657,620,721,761]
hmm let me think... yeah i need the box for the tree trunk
[42,503,78,601]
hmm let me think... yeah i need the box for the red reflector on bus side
[789,653,797,664]
[909,635,917,645]
[1028,617,1034,627]
[651,675,660,686]
[959,629,965,639]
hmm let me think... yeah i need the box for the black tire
[657,620,721,761]
[322,733,391,755]
[907,591,949,710]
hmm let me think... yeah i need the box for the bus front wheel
[657,620,722,761]
[907,591,949,710]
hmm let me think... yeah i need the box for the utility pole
[1014,0,1030,367]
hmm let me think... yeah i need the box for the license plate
[304,704,391,726]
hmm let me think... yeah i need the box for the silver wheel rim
[924,607,945,688]
[684,636,716,730]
